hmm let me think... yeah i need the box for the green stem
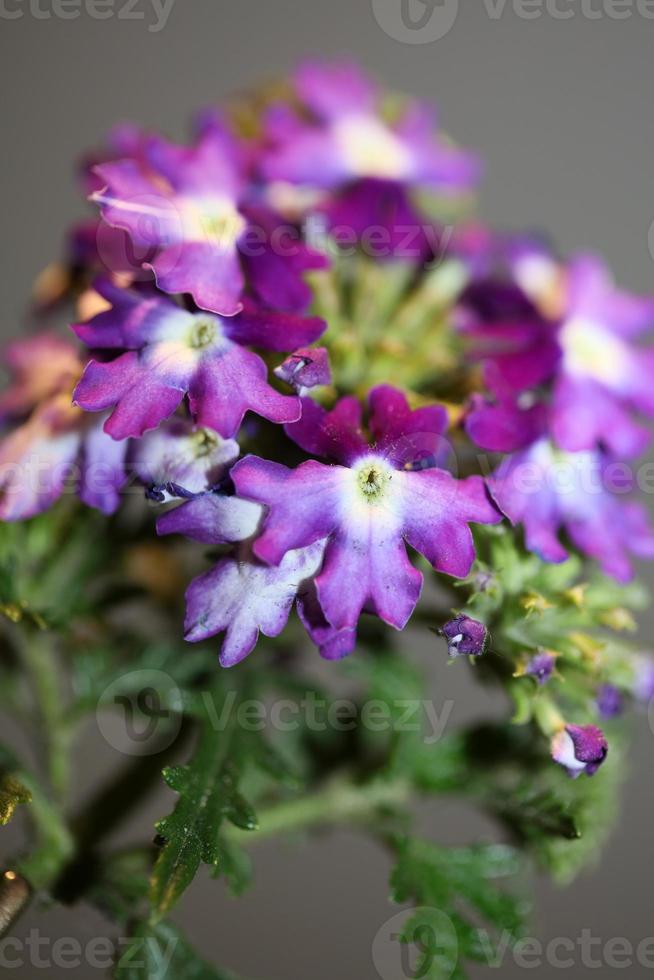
[226,775,412,845]
[18,629,70,807]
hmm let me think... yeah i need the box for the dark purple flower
[524,651,556,685]
[440,616,489,658]
[91,129,327,315]
[551,724,608,778]
[72,280,325,440]
[596,684,623,719]
[230,387,501,637]
[489,439,654,582]
[274,347,332,393]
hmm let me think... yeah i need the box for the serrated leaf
[150,683,257,922]
[389,838,527,980]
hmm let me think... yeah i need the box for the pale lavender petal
[157,492,262,544]
[184,541,325,667]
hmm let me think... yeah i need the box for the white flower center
[560,316,630,388]
[334,114,411,181]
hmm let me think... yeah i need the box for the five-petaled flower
[72,280,326,440]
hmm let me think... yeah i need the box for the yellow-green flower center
[191,428,220,457]
[356,461,391,502]
[189,319,218,350]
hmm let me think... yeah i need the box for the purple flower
[72,280,326,440]
[524,651,556,685]
[274,347,332,394]
[263,60,481,196]
[262,61,480,261]
[91,129,327,315]
[230,386,501,637]
[440,616,489,658]
[462,253,654,457]
[596,684,623,719]
[551,724,608,778]
[132,419,239,500]
[489,439,654,582]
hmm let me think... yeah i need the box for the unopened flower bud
[440,616,488,658]
[551,724,608,778]
[524,651,556,685]
[596,684,623,719]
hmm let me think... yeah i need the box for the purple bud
[525,652,556,685]
[596,684,623,720]
[551,724,608,778]
[274,347,332,393]
[440,616,489,658]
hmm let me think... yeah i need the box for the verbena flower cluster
[3,59,654,781]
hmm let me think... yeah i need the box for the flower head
[461,252,654,457]
[92,129,327,315]
[551,724,608,778]
[231,386,501,637]
[72,280,325,439]
[488,439,654,582]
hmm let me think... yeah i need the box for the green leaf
[114,920,238,979]
[389,838,527,979]
[149,682,258,922]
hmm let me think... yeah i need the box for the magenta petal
[315,527,423,632]
[296,581,357,659]
[74,353,186,440]
[148,241,244,316]
[368,385,449,467]
[465,395,547,453]
[402,470,501,577]
[552,376,651,458]
[157,492,262,544]
[92,160,184,248]
[232,456,345,564]
[188,347,300,437]
[284,396,367,464]
[294,59,377,119]
[223,307,326,352]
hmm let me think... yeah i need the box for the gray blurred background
[1,1,654,976]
